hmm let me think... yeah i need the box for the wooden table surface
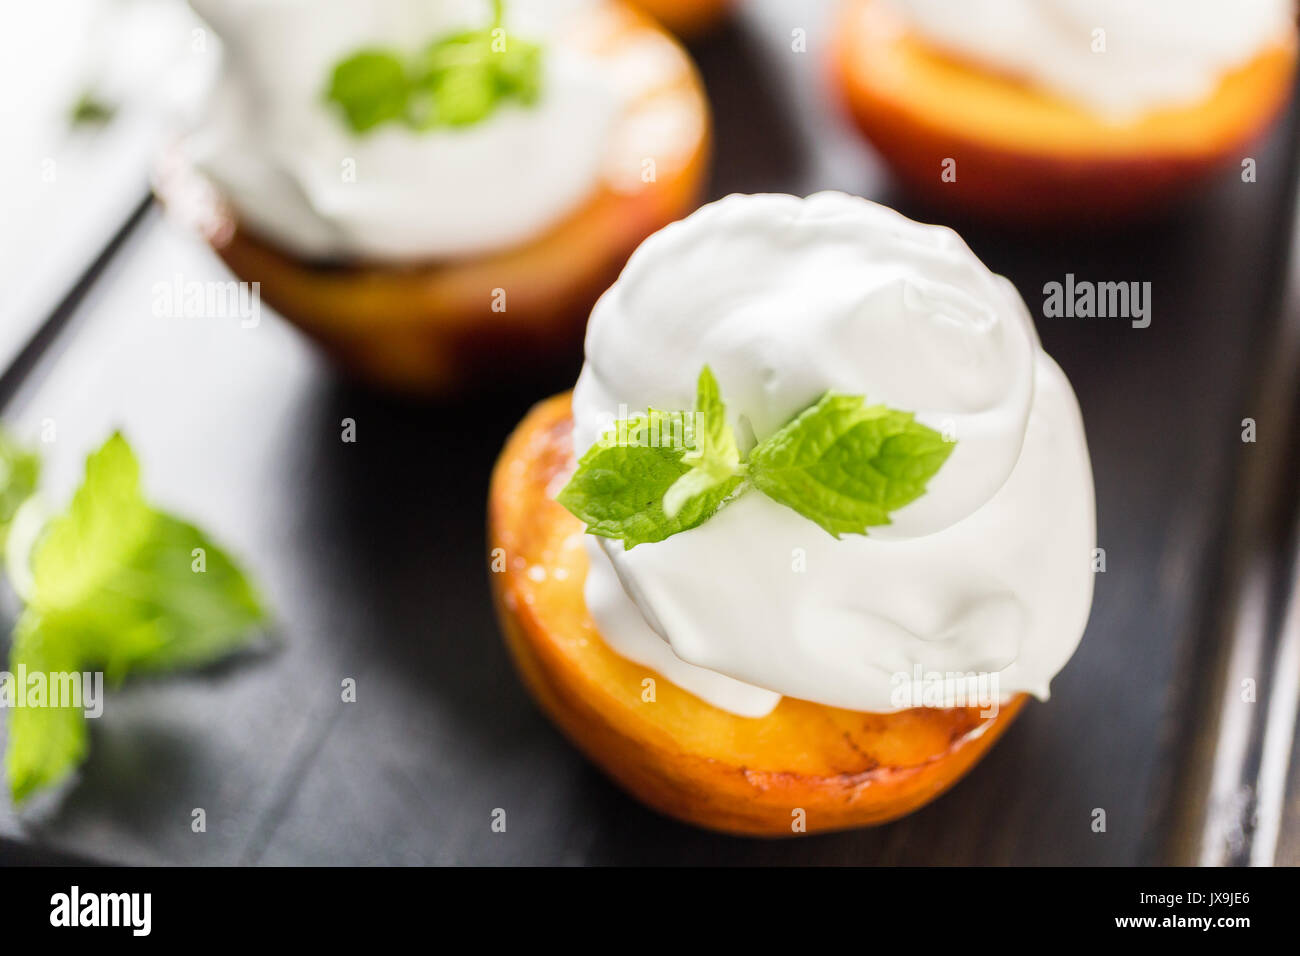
[1,2,1298,865]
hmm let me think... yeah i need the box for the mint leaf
[24,514,267,684]
[27,433,267,678]
[748,394,953,538]
[559,368,746,548]
[557,407,741,550]
[428,60,497,127]
[686,366,737,467]
[419,30,494,74]
[3,616,87,804]
[325,2,543,135]
[69,90,115,127]
[0,431,40,555]
[494,42,542,104]
[556,437,692,547]
[5,432,268,802]
[415,27,543,127]
[326,50,410,134]
[663,367,742,518]
[28,432,151,612]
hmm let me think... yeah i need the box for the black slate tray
[1,1,1298,865]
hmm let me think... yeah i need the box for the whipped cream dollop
[186,0,617,261]
[572,192,1095,717]
[884,0,1296,118]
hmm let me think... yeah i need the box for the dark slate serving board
[1,1,1298,865]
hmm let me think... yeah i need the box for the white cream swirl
[185,0,617,262]
[884,0,1295,118]
[572,192,1095,717]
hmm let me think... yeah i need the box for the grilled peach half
[488,392,1026,836]
[832,0,1297,224]
[158,4,710,393]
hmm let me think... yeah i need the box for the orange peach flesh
[156,4,711,393]
[488,393,1027,836]
[832,0,1298,223]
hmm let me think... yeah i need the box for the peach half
[488,392,1027,836]
[831,0,1297,224]
[157,4,711,393]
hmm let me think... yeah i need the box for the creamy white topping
[572,192,1095,717]
[884,0,1295,118]
[185,0,618,262]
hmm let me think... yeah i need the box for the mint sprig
[325,0,542,135]
[557,369,744,549]
[2,432,268,803]
[748,394,955,538]
[558,367,954,548]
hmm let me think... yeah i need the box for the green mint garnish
[326,50,410,134]
[558,367,955,548]
[662,366,742,520]
[3,432,268,803]
[747,394,955,538]
[69,90,116,127]
[0,432,39,555]
[557,368,745,550]
[4,614,86,805]
[325,1,542,135]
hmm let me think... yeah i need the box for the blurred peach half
[831,0,1297,224]
[488,392,1026,837]
[157,3,710,394]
